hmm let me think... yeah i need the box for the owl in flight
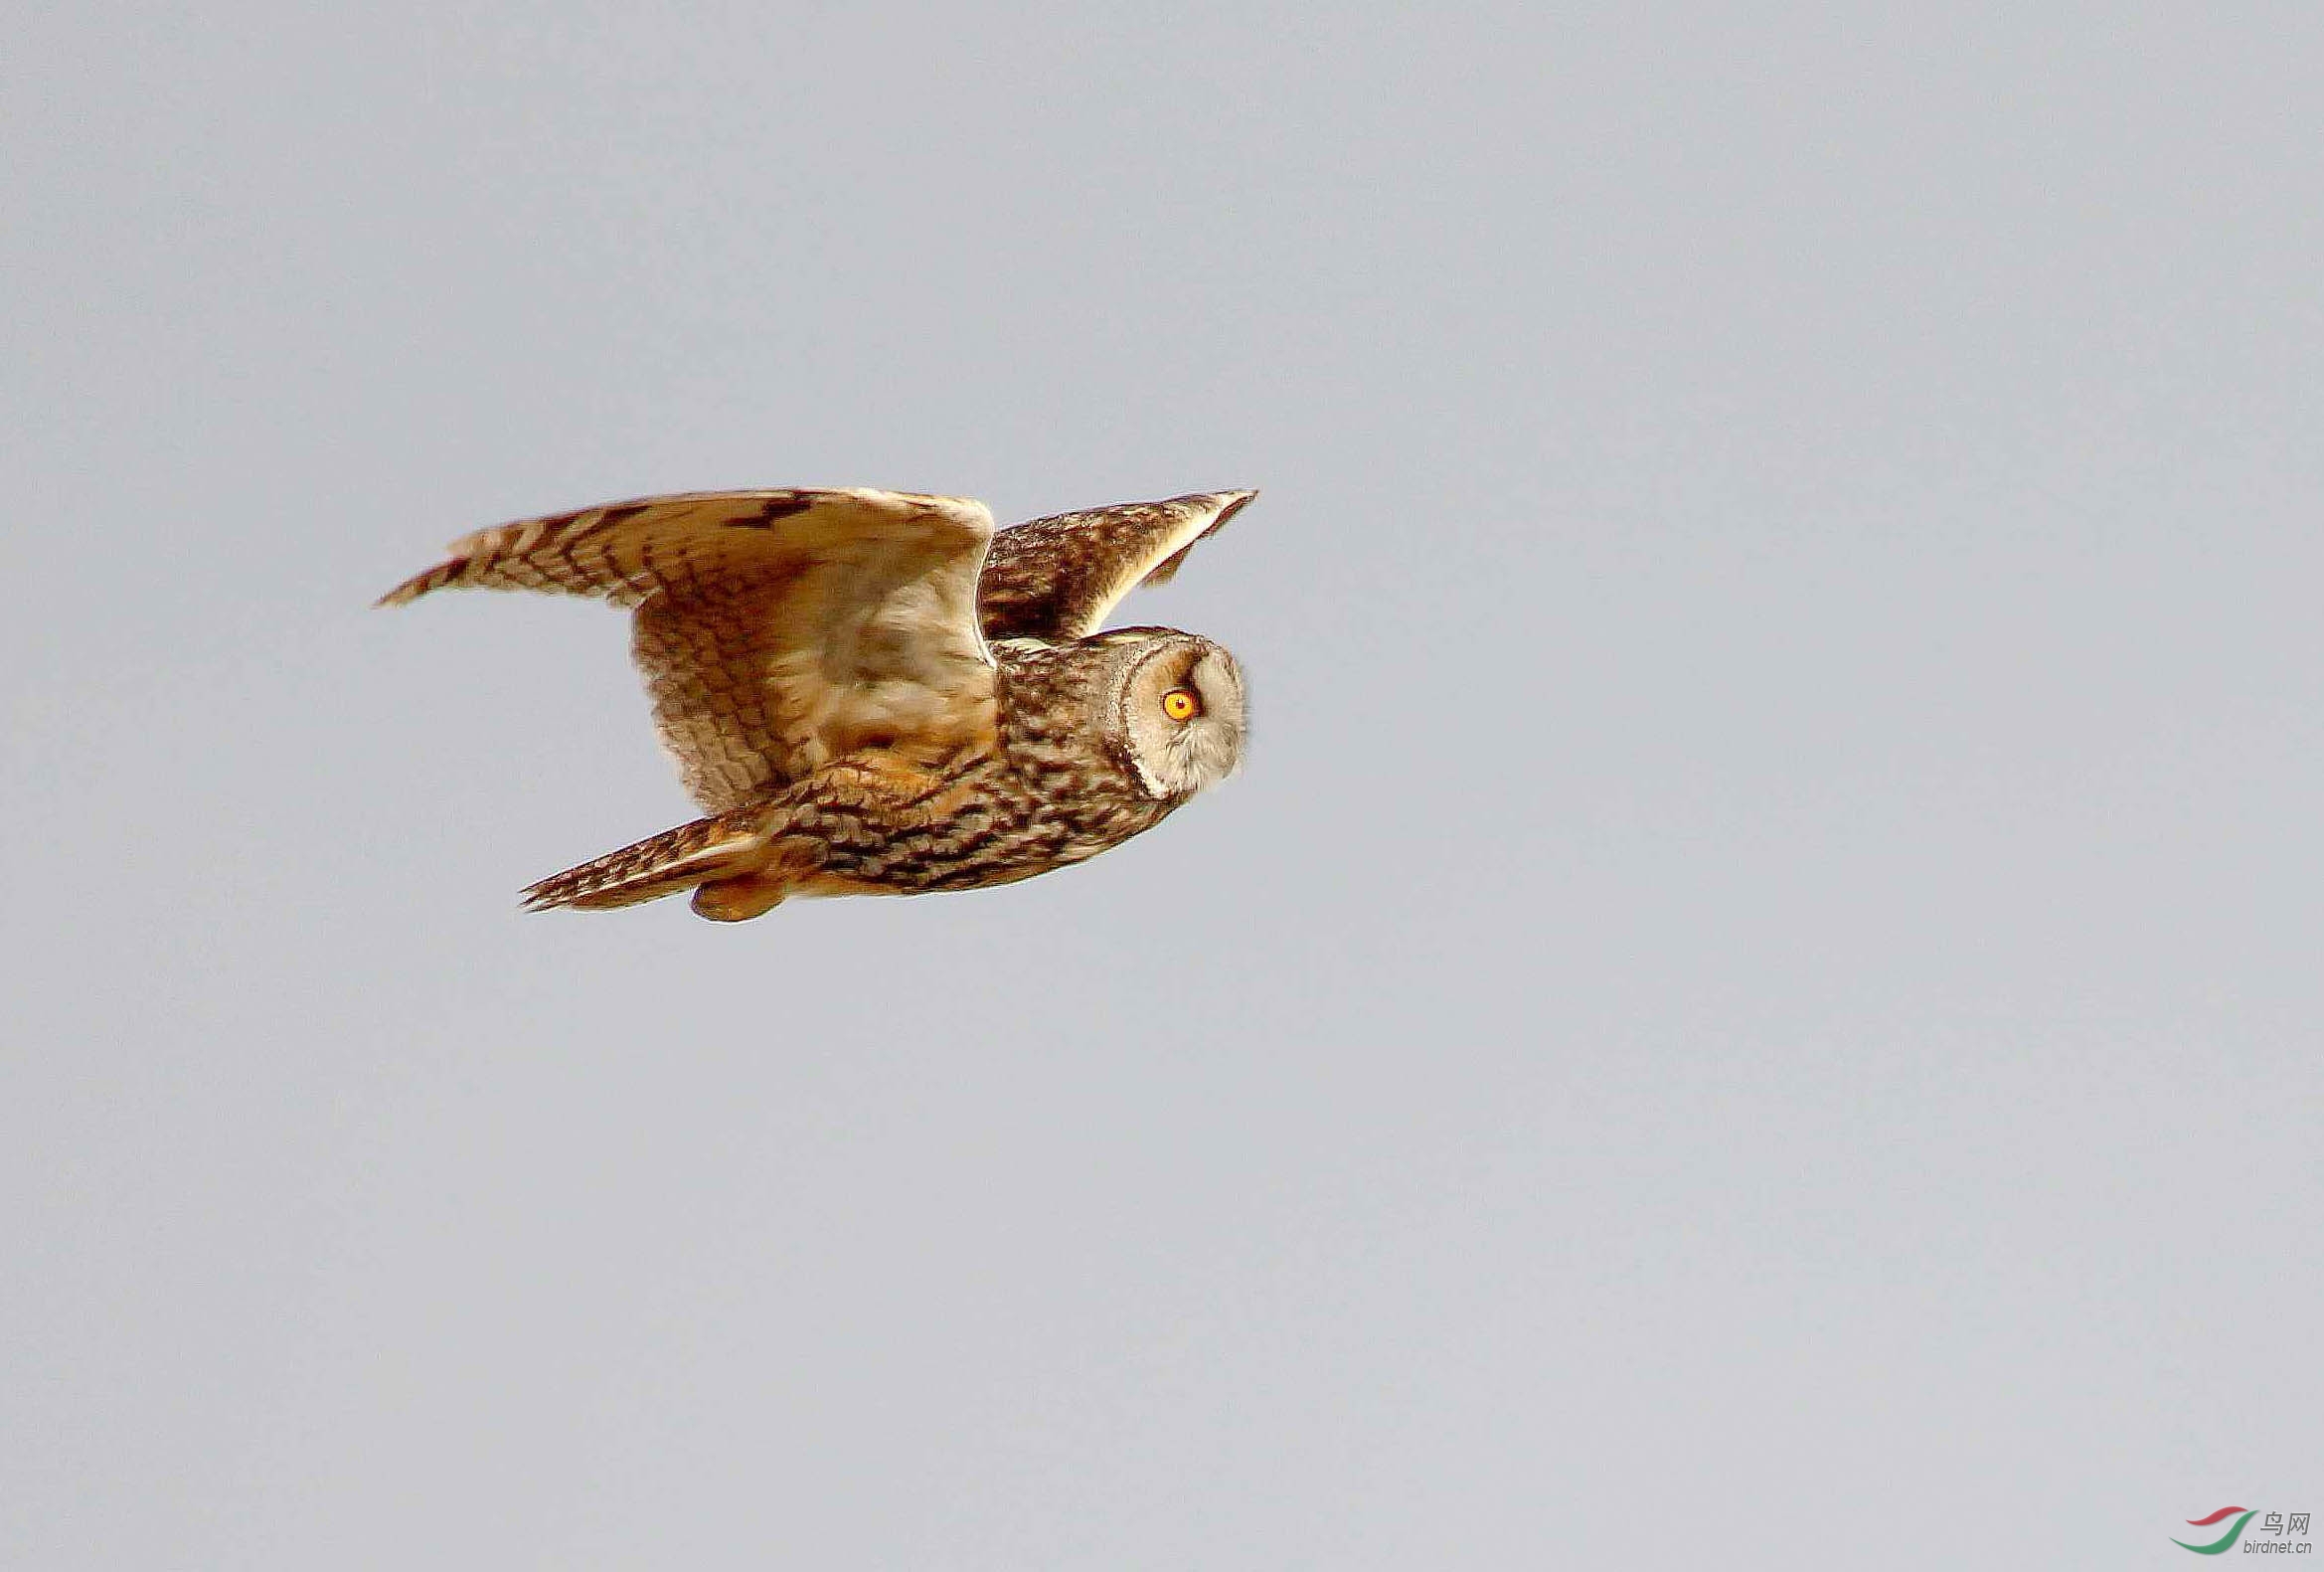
[379,487,1253,920]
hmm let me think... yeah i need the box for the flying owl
[378,487,1254,920]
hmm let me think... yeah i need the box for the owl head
[1097,629,1246,800]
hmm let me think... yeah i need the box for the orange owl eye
[1162,687,1201,722]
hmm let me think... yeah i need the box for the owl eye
[1161,687,1202,722]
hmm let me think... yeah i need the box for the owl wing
[379,488,999,811]
[976,490,1255,641]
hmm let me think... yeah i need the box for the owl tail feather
[522,810,768,914]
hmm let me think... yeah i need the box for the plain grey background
[7,4,2319,1566]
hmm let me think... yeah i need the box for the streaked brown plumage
[379,487,1253,920]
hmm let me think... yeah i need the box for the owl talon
[691,876,788,923]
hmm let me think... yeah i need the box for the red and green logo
[2174,1506,2255,1555]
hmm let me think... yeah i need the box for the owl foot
[690,875,789,923]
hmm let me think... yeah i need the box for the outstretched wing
[380,488,998,811]
[976,489,1255,641]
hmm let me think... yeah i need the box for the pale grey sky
[7,4,2320,1567]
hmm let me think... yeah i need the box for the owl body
[380,487,1253,921]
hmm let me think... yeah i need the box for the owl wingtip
[374,561,457,608]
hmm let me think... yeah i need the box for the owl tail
[521,809,770,915]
